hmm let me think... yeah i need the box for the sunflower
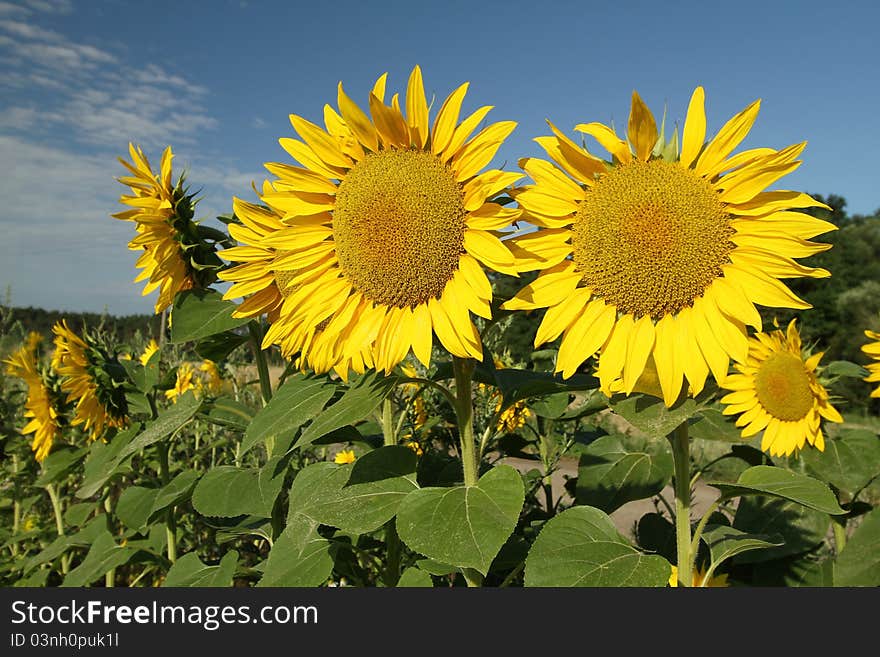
[166,362,197,401]
[114,143,214,314]
[862,330,880,398]
[220,66,521,376]
[198,359,224,395]
[139,338,160,366]
[52,320,128,441]
[719,319,842,456]
[495,397,531,433]
[4,344,61,462]
[504,88,836,406]
[334,449,357,464]
[669,565,728,587]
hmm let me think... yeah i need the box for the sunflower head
[52,320,129,442]
[220,65,522,377]
[719,319,843,457]
[165,362,197,401]
[861,329,880,398]
[114,143,228,314]
[139,338,160,366]
[3,342,65,462]
[504,88,835,408]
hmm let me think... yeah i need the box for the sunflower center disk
[333,150,468,308]
[571,159,734,319]
[754,352,815,421]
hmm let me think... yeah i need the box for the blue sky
[1,0,878,316]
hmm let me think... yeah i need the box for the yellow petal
[411,302,434,367]
[458,253,493,300]
[690,299,731,383]
[289,115,353,169]
[442,105,494,163]
[405,65,429,148]
[432,82,469,156]
[628,91,658,161]
[502,260,580,310]
[534,286,592,347]
[557,300,616,379]
[337,82,379,152]
[680,87,706,169]
[519,157,586,201]
[369,93,409,148]
[623,315,656,393]
[723,264,811,309]
[574,122,632,164]
[463,229,517,274]
[652,314,684,406]
[696,99,760,176]
[597,313,634,392]
[452,121,517,180]
[279,137,343,179]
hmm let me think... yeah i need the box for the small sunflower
[4,344,62,462]
[334,449,357,465]
[669,565,728,587]
[495,397,531,433]
[504,88,836,406]
[139,338,160,366]
[220,66,521,376]
[166,362,197,401]
[862,330,880,398]
[52,320,128,442]
[719,319,842,457]
[114,144,222,314]
[198,359,224,395]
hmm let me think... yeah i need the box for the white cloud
[0,2,30,18]
[23,0,73,14]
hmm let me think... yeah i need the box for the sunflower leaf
[709,465,846,514]
[524,506,671,587]
[170,289,250,343]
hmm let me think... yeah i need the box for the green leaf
[195,331,248,362]
[687,407,745,442]
[61,531,138,587]
[294,371,396,450]
[575,433,673,513]
[397,568,434,587]
[414,559,457,576]
[23,516,108,574]
[524,506,671,587]
[710,465,845,514]
[823,360,869,378]
[700,524,783,569]
[242,374,335,456]
[258,514,332,587]
[150,470,201,516]
[396,465,524,576]
[530,392,571,419]
[733,496,830,563]
[76,426,139,499]
[192,457,287,518]
[835,507,880,586]
[63,503,95,528]
[199,396,254,432]
[170,289,250,343]
[610,393,704,440]
[116,392,201,464]
[286,447,418,534]
[634,513,676,563]
[802,429,880,500]
[493,369,598,411]
[116,486,160,531]
[34,446,88,487]
[163,550,238,587]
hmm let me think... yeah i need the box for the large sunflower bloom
[504,88,836,406]
[113,144,197,314]
[4,344,60,462]
[719,319,842,457]
[862,330,880,398]
[220,66,521,375]
[52,321,127,441]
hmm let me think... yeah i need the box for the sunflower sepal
[821,360,870,379]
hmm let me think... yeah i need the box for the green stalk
[380,396,401,587]
[452,356,483,588]
[248,320,273,406]
[11,454,20,557]
[669,422,692,587]
[157,441,177,564]
[104,495,115,587]
[45,483,70,575]
[833,518,847,555]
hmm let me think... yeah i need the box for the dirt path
[501,455,719,540]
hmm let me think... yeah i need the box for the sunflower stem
[452,356,484,588]
[833,517,847,555]
[156,440,177,564]
[248,320,273,406]
[104,495,115,587]
[669,422,692,587]
[45,483,69,575]
[380,396,401,587]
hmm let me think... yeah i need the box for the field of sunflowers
[2,67,879,588]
